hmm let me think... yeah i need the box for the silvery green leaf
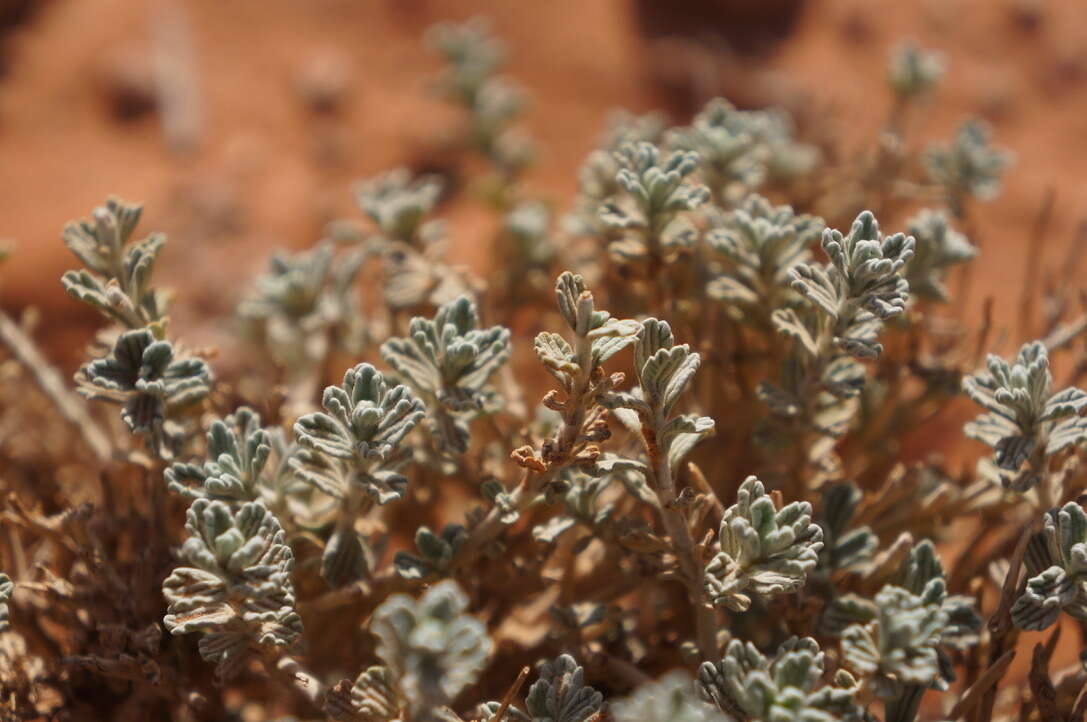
[963,341,1087,486]
[698,637,861,722]
[888,43,944,99]
[552,270,578,330]
[525,653,604,722]
[841,586,944,696]
[707,194,824,313]
[61,271,128,324]
[771,308,819,356]
[816,482,877,573]
[355,167,443,244]
[790,264,840,320]
[704,477,823,611]
[904,209,976,303]
[0,573,12,631]
[640,346,700,417]
[293,363,422,503]
[427,17,505,99]
[482,480,520,524]
[1011,502,1087,629]
[535,332,579,383]
[635,318,676,374]
[371,581,492,718]
[163,500,301,680]
[381,296,510,453]
[167,407,274,502]
[1047,416,1087,456]
[821,211,914,321]
[61,197,168,325]
[393,525,466,580]
[925,119,1012,208]
[822,595,878,636]
[472,701,531,722]
[663,415,715,471]
[322,526,372,588]
[239,241,367,368]
[1011,566,1068,631]
[666,98,764,197]
[554,271,611,334]
[300,364,425,462]
[613,671,726,722]
[78,329,211,444]
[1042,387,1087,421]
[613,142,709,219]
[326,665,402,722]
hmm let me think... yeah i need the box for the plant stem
[647,427,716,660]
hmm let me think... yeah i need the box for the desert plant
[6,15,1086,722]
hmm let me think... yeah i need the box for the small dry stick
[493,665,530,722]
[0,309,112,462]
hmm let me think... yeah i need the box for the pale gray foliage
[706,193,824,313]
[698,637,861,722]
[667,98,764,195]
[427,16,533,177]
[293,363,424,503]
[292,363,424,586]
[532,471,615,544]
[238,241,366,372]
[381,296,511,453]
[756,210,913,447]
[600,142,709,265]
[393,524,468,580]
[1012,502,1087,630]
[925,119,1012,213]
[603,141,708,226]
[841,585,945,700]
[612,672,726,722]
[166,407,272,502]
[525,653,604,722]
[791,211,915,347]
[963,341,1087,491]
[0,573,12,632]
[77,328,211,452]
[887,43,944,100]
[371,581,493,720]
[704,476,823,612]
[536,271,640,387]
[601,318,714,472]
[814,482,877,575]
[162,500,302,681]
[667,98,818,199]
[829,540,979,715]
[355,167,444,245]
[903,209,976,302]
[325,666,402,722]
[61,196,168,327]
[566,110,668,237]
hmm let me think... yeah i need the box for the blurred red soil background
[1,0,1086,360]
